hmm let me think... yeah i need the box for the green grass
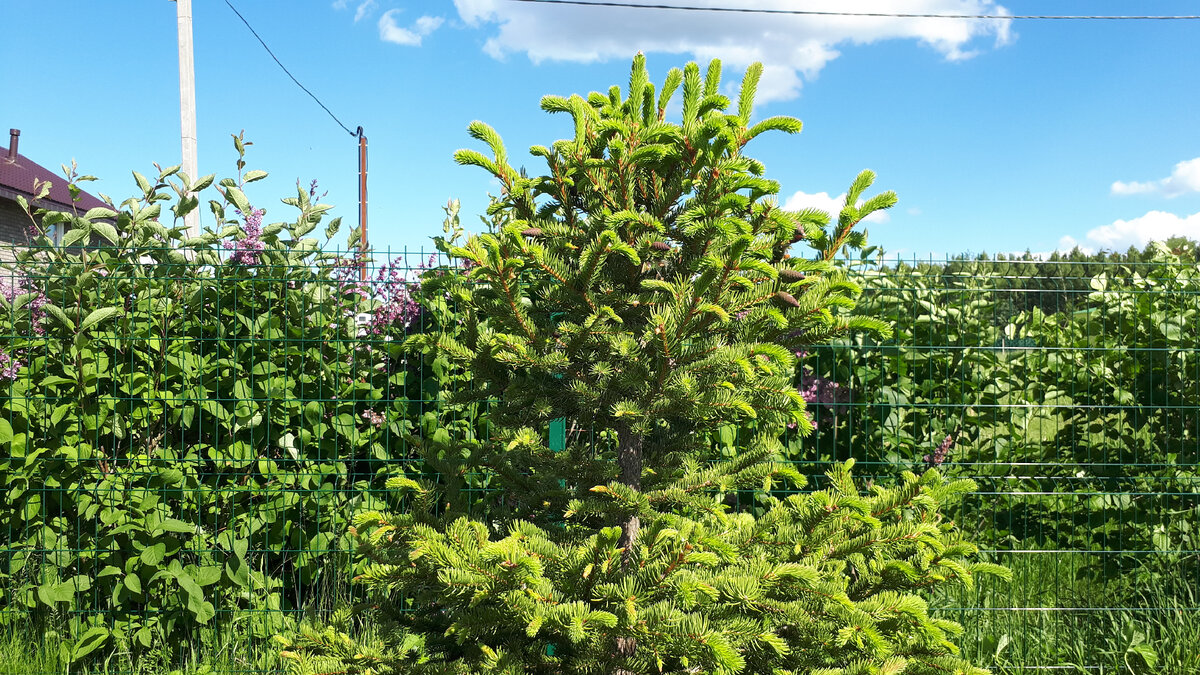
[0,616,284,675]
[936,551,1200,674]
[0,551,364,675]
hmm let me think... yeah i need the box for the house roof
[1,134,110,214]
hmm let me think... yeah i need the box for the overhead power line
[223,0,359,137]
[508,0,1200,20]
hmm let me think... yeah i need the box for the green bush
[805,246,1200,570]
[0,138,431,661]
[793,245,1200,671]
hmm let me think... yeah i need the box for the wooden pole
[176,0,200,238]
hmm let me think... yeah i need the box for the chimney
[6,129,18,162]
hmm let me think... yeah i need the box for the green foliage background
[0,124,1195,675]
[0,147,442,664]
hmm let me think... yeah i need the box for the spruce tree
[279,54,1008,675]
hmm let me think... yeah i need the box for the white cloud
[783,190,890,224]
[452,0,1013,102]
[332,0,348,9]
[1111,157,1200,198]
[379,11,444,46]
[1080,210,1200,250]
[354,0,378,23]
[1055,235,1090,253]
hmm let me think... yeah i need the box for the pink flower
[226,207,266,266]
[0,351,22,381]
[331,254,421,333]
[798,375,847,407]
[2,274,48,334]
[923,434,954,466]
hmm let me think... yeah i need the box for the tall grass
[0,617,281,675]
[937,551,1199,674]
[0,552,365,675]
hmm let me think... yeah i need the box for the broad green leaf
[83,206,119,221]
[191,173,216,191]
[70,627,111,662]
[226,558,250,588]
[157,518,195,535]
[140,542,166,566]
[190,565,222,587]
[134,627,153,649]
[37,583,73,606]
[133,171,152,195]
[61,226,90,248]
[189,598,216,624]
[224,186,252,213]
[80,307,124,333]
[304,401,323,426]
[91,222,120,245]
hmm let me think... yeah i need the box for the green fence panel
[0,246,1195,673]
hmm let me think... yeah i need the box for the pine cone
[773,291,800,308]
[779,269,806,283]
[650,241,672,252]
[520,227,543,238]
[790,225,805,243]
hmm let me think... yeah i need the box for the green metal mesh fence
[1,247,1195,673]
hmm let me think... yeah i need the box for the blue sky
[4,0,1200,258]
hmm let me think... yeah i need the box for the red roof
[0,143,110,213]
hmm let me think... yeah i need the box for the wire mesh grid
[802,256,1199,672]
[1,246,1195,673]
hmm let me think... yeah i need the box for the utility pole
[175,0,200,238]
[358,127,368,281]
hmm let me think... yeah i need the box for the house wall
[0,198,31,262]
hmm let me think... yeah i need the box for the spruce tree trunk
[614,423,643,674]
[615,423,643,561]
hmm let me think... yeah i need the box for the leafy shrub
[0,138,432,660]
[805,246,1200,570]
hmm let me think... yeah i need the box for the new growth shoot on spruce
[280,55,1009,675]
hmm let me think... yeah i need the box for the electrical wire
[223,0,360,137]
[507,0,1200,20]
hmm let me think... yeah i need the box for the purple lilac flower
[307,179,327,202]
[797,369,848,430]
[329,254,422,335]
[226,207,266,266]
[367,259,421,333]
[2,274,48,335]
[0,351,22,381]
[923,434,955,467]
[799,376,846,406]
